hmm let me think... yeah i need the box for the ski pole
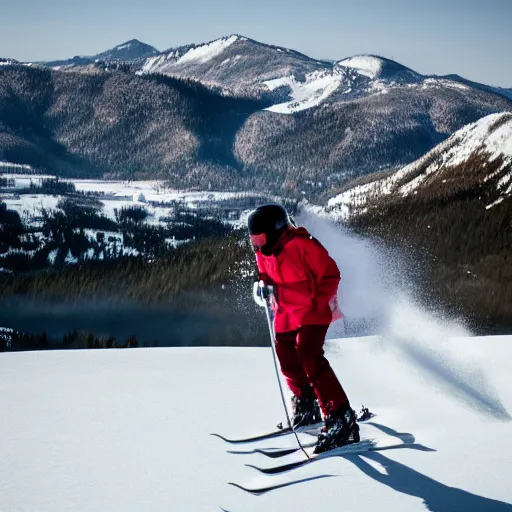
[254,281,310,460]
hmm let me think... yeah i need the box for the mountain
[327,112,512,216]
[443,74,512,102]
[326,112,512,332]
[43,36,424,104]
[0,58,19,66]
[0,65,265,183]
[45,39,159,69]
[40,36,512,112]
[95,39,159,62]
[2,36,512,191]
[138,34,330,97]
[234,77,512,190]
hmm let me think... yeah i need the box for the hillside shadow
[345,451,512,511]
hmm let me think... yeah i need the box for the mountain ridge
[1,37,512,193]
[34,35,512,110]
[327,111,512,216]
[45,39,159,68]
[327,112,512,332]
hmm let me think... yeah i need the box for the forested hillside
[0,66,266,186]
[336,113,512,332]
[1,49,511,194]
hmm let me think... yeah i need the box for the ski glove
[253,280,276,308]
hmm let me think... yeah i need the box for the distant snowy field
[1,331,511,511]
[0,176,257,266]
[1,175,250,225]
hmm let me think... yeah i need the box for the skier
[248,204,358,453]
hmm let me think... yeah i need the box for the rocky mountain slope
[327,112,512,216]
[329,112,512,331]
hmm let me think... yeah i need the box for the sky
[2,0,511,87]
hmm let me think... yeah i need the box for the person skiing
[247,204,359,453]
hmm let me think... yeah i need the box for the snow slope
[176,35,239,65]
[264,71,343,113]
[1,331,511,511]
[337,55,385,79]
[1,214,512,510]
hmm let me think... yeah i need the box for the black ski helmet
[247,204,290,253]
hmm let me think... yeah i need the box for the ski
[246,437,406,475]
[224,408,376,457]
[211,422,320,445]
[227,440,317,458]
[228,475,334,496]
[211,428,293,444]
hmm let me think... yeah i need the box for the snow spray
[298,208,510,420]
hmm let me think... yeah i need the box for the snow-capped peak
[337,55,385,79]
[176,35,239,65]
[438,112,512,166]
[327,112,512,215]
[0,57,19,66]
[114,42,135,52]
[96,39,159,61]
[335,55,419,82]
[111,39,153,50]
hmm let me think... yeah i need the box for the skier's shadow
[258,421,512,510]
[344,452,512,511]
[342,421,512,510]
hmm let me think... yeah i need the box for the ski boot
[314,403,360,454]
[357,405,375,422]
[277,395,322,430]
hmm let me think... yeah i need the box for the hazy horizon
[2,0,512,87]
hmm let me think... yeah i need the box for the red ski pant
[275,324,349,416]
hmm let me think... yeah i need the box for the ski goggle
[250,233,267,251]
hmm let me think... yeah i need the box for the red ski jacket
[255,227,341,333]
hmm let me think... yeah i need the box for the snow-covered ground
[177,35,239,65]
[264,71,342,114]
[1,176,249,205]
[0,161,33,171]
[0,177,259,227]
[1,331,511,511]
[337,55,385,79]
[1,213,511,510]
[1,193,62,219]
[141,35,243,74]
